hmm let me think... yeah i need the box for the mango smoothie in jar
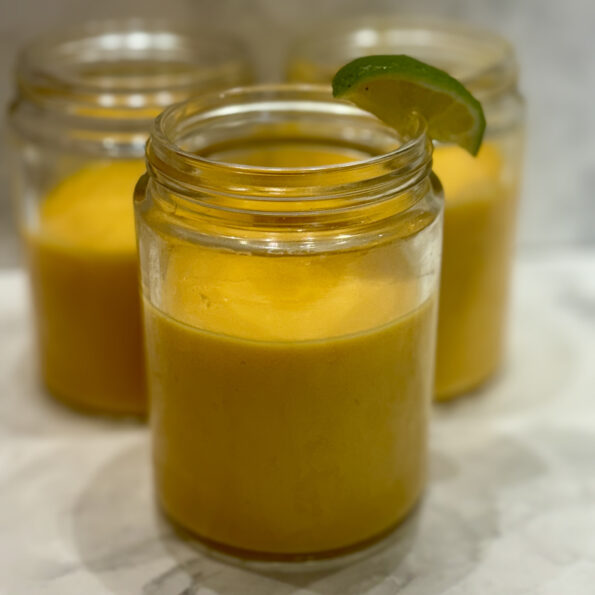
[287,17,525,400]
[8,20,252,414]
[135,86,443,558]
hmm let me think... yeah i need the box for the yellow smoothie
[27,160,146,414]
[145,247,437,556]
[433,143,517,399]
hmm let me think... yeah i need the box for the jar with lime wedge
[136,55,494,558]
[288,18,525,400]
[137,84,443,560]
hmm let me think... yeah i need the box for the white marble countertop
[1,249,595,595]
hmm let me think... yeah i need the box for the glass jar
[135,85,443,559]
[287,16,525,400]
[7,19,252,415]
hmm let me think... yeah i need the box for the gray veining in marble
[1,250,595,594]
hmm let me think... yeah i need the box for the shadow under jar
[287,16,525,400]
[8,19,252,415]
[135,85,443,560]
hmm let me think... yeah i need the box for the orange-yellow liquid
[146,250,436,556]
[26,161,146,414]
[143,144,438,556]
[433,143,518,399]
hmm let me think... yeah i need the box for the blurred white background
[1,0,594,266]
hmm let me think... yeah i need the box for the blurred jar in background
[287,17,525,400]
[136,86,443,558]
[8,19,252,415]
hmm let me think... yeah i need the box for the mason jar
[8,19,252,414]
[287,17,525,400]
[135,85,443,559]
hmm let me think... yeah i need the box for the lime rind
[332,55,486,156]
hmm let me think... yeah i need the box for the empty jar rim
[139,84,440,254]
[14,18,253,118]
[147,83,433,203]
[287,15,518,99]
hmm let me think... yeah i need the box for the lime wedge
[332,55,486,156]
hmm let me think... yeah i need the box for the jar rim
[287,15,518,98]
[15,18,253,116]
[148,83,432,193]
[140,84,439,254]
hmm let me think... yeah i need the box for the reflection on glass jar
[136,85,443,559]
[8,19,253,414]
[287,17,525,400]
